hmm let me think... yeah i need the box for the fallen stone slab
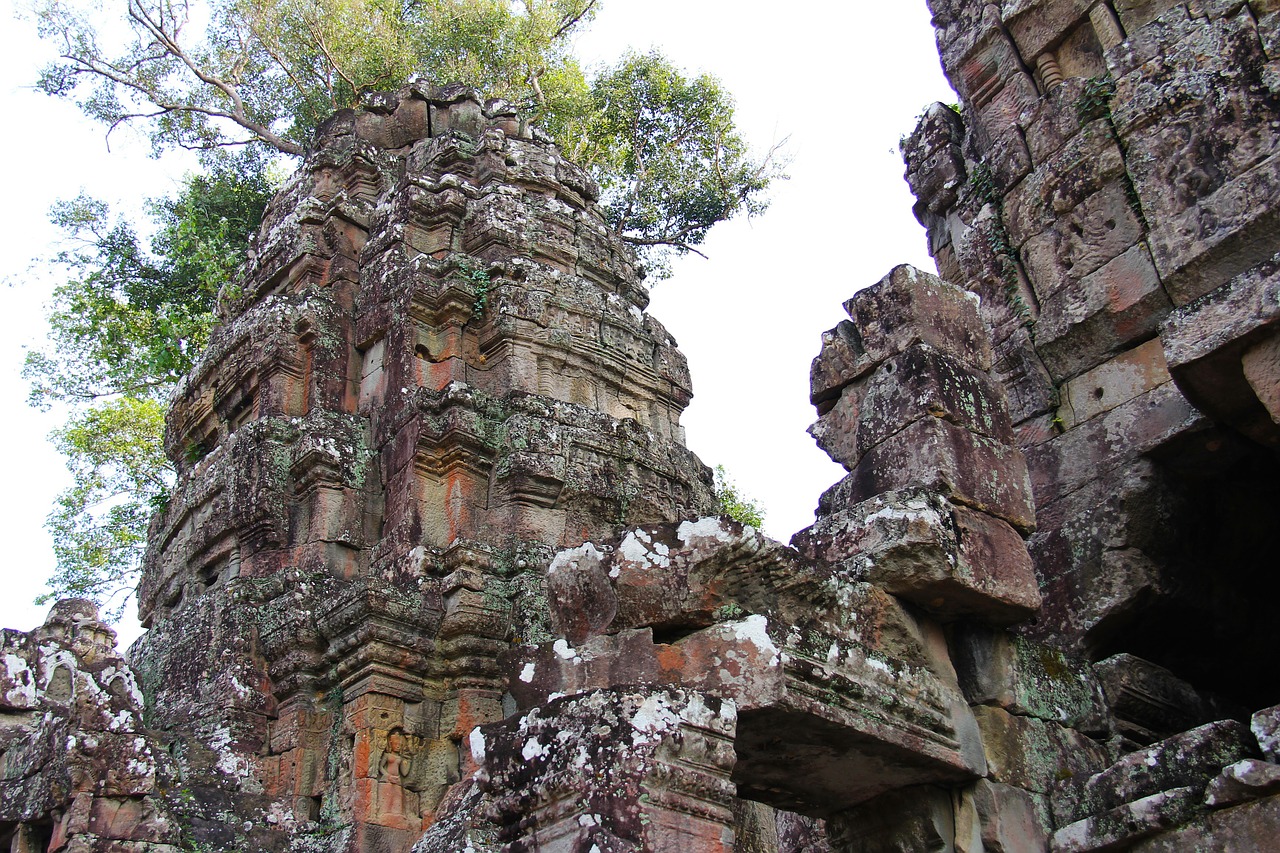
[1052,720,1257,826]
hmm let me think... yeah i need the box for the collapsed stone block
[1051,720,1257,827]
[820,417,1036,534]
[1204,760,1280,808]
[1124,793,1280,852]
[795,489,1040,625]
[1051,786,1202,853]
[809,343,1014,472]
[417,688,738,852]
[0,602,179,851]
[1251,704,1280,762]
[1094,653,1245,744]
[810,265,991,407]
[511,519,987,816]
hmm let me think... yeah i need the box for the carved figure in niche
[374,728,416,823]
[337,732,356,814]
[1161,124,1221,210]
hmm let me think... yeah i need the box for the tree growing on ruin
[713,465,765,529]
[26,152,276,616]
[27,0,783,613]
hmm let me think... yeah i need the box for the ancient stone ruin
[4,1,1280,850]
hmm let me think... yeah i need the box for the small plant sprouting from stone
[1075,75,1117,124]
[969,163,1036,333]
[969,162,1000,209]
[1073,74,1149,230]
[713,465,765,528]
[183,440,209,465]
[713,602,747,621]
[148,487,172,514]
[458,257,492,320]
[615,484,638,526]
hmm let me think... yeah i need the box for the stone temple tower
[123,83,714,850]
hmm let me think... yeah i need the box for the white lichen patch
[100,665,145,708]
[2,653,36,707]
[727,615,781,669]
[679,691,734,730]
[108,709,133,732]
[617,528,670,572]
[630,694,680,744]
[209,725,253,779]
[548,542,607,577]
[552,639,580,661]
[862,497,945,530]
[865,657,893,676]
[521,737,549,760]
[677,517,735,546]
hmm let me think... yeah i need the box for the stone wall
[5,2,1280,851]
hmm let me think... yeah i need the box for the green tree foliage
[26,152,275,404]
[27,0,782,614]
[41,397,168,619]
[713,465,765,529]
[564,51,780,274]
[24,153,276,611]
[32,0,776,268]
[34,0,598,155]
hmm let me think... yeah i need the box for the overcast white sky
[0,1,955,643]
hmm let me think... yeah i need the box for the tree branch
[552,0,598,41]
[125,0,305,156]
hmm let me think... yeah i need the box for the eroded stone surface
[417,688,739,852]
[0,602,181,852]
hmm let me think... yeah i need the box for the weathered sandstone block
[810,343,1014,471]
[820,417,1037,533]
[1051,720,1257,827]
[953,626,1106,731]
[794,489,1040,624]
[810,265,991,407]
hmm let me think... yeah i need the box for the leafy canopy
[41,397,169,620]
[25,154,276,612]
[26,151,276,406]
[34,0,599,155]
[33,0,778,265]
[568,51,779,271]
[28,0,782,615]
